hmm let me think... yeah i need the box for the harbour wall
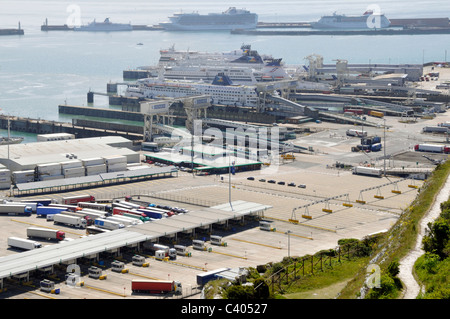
[0,115,143,141]
[230,27,450,36]
[0,29,24,36]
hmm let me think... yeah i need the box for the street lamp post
[226,143,234,211]
[285,230,292,260]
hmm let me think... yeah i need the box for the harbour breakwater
[231,27,450,36]
[0,28,24,36]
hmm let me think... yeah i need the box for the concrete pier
[0,114,143,141]
[59,104,144,122]
[123,69,152,80]
[231,27,450,36]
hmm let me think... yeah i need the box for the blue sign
[231,161,236,175]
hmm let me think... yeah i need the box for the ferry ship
[155,58,290,84]
[73,18,133,32]
[126,73,259,107]
[159,7,258,31]
[311,11,391,29]
[158,44,265,65]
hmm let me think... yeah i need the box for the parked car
[288,182,296,187]
[298,184,306,188]
[277,181,285,185]
[268,180,276,184]
[259,179,266,182]
[247,177,255,181]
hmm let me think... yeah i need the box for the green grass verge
[278,256,371,299]
[338,159,450,299]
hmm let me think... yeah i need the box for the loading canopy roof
[15,166,178,192]
[0,200,271,279]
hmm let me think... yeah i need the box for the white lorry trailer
[27,227,65,241]
[352,166,382,177]
[8,237,42,250]
[106,215,140,226]
[94,218,125,230]
[346,129,367,137]
[53,214,87,228]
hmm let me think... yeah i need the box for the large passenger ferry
[159,7,258,31]
[311,11,391,29]
[74,18,133,32]
[126,73,259,107]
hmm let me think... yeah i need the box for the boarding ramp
[153,123,192,140]
[359,98,414,114]
[266,94,309,114]
[318,111,382,127]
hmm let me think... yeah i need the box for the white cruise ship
[159,7,258,31]
[126,73,259,107]
[74,18,133,32]
[311,11,391,29]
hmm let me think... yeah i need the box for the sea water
[0,0,449,131]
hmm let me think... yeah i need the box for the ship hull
[312,14,391,30]
[159,23,256,31]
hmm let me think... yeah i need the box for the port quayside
[0,201,270,280]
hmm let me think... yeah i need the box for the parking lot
[2,110,450,299]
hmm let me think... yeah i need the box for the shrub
[422,218,450,259]
[366,274,397,299]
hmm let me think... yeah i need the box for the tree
[422,218,450,259]
[367,274,397,299]
[224,284,255,299]
[253,278,270,299]
[387,259,400,277]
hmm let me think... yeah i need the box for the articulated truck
[0,204,32,216]
[131,280,182,294]
[27,227,65,241]
[53,214,87,228]
[414,144,450,153]
[3,200,42,212]
[61,194,95,205]
[36,206,68,218]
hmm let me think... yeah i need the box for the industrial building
[144,144,264,175]
[0,136,139,172]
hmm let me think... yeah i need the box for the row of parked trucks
[3,195,208,296]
